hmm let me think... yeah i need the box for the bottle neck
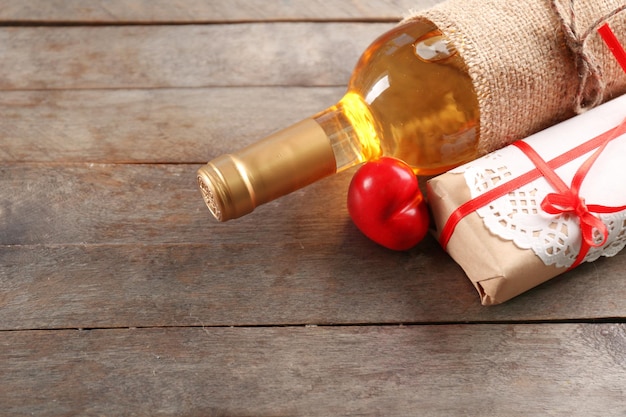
[197,117,339,221]
[197,95,379,221]
[313,92,381,173]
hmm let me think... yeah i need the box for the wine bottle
[197,19,479,221]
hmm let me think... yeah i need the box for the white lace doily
[450,97,626,269]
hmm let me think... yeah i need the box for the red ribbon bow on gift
[439,117,626,270]
[513,120,626,269]
[541,194,606,249]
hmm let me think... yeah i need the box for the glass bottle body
[197,19,480,221]
[317,19,479,176]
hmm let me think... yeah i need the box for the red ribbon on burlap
[439,117,626,270]
[598,23,626,74]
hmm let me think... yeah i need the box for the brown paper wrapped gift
[427,95,626,305]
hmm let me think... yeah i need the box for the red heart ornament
[347,157,430,251]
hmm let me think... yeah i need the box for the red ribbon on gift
[439,117,626,270]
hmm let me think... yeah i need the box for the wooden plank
[1,324,625,416]
[0,162,353,246]
[0,22,393,90]
[0,87,342,163]
[0,0,443,23]
[1,164,625,328]
[1,239,625,329]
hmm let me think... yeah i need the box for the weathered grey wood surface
[2,324,625,416]
[0,0,441,23]
[1,1,625,416]
[0,23,395,89]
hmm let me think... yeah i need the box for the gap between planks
[3,318,626,334]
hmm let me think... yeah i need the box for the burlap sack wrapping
[404,0,626,155]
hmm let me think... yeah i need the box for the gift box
[427,94,626,305]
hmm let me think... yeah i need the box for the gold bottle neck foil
[197,118,337,221]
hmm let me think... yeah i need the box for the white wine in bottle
[197,19,479,221]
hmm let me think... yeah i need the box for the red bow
[540,193,607,249]
[439,117,626,270]
[513,117,626,269]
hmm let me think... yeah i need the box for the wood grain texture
[2,1,626,415]
[1,324,625,416]
[0,22,393,90]
[0,162,349,246]
[0,87,342,163]
[0,0,443,23]
[1,163,625,329]
[1,239,625,330]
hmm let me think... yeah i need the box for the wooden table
[1,1,625,415]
